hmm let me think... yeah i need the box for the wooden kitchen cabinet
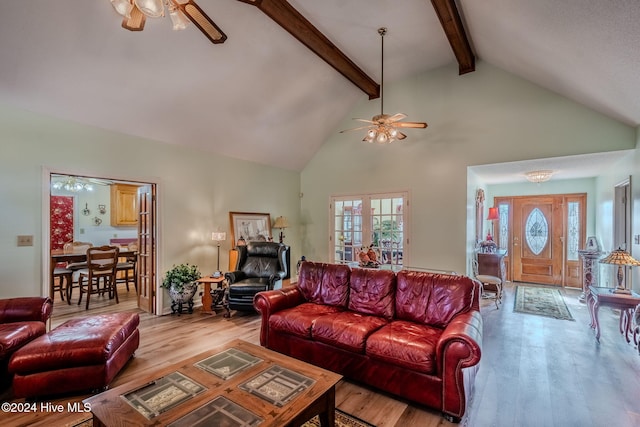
[110,184,139,226]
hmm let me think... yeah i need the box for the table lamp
[599,248,640,294]
[273,216,290,243]
[211,231,226,277]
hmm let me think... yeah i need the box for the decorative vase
[169,282,198,314]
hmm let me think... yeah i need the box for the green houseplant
[162,263,202,314]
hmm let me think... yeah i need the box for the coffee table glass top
[239,365,315,407]
[195,348,263,380]
[167,396,262,427]
[121,372,206,419]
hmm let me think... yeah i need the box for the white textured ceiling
[0,1,638,172]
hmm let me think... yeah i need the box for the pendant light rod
[378,27,386,115]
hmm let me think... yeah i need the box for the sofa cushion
[298,262,350,308]
[270,303,342,339]
[348,268,395,319]
[9,312,139,374]
[395,271,475,328]
[312,311,388,353]
[0,322,46,359]
[366,320,441,374]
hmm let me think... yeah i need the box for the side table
[587,285,640,343]
[197,276,226,315]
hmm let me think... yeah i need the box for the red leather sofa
[0,297,53,386]
[254,262,483,423]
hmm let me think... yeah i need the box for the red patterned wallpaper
[50,196,74,250]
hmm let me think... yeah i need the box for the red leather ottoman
[8,312,139,398]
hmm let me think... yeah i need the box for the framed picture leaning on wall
[229,212,272,247]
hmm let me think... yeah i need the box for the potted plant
[162,263,202,314]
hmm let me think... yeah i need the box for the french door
[330,192,409,270]
[495,194,585,287]
[137,184,156,313]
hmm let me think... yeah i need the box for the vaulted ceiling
[1,1,638,171]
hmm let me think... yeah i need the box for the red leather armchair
[0,297,53,385]
[254,262,482,423]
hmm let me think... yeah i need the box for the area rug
[303,409,376,427]
[514,285,574,321]
[73,409,375,427]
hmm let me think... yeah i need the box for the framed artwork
[229,212,272,247]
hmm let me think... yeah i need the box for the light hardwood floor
[3,283,640,427]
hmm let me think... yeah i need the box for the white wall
[595,133,640,291]
[301,61,636,274]
[0,103,301,311]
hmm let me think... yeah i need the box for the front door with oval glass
[513,197,564,285]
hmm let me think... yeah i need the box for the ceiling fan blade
[394,121,428,129]
[386,113,407,123]
[178,0,227,44]
[353,118,376,124]
[122,5,146,31]
[396,132,407,140]
[340,125,374,133]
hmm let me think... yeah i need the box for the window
[525,207,548,255]
[330,192,409,270]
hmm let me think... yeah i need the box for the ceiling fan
[341,28,427,144]
[109,0,227,44]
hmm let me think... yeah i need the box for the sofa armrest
[436,310,483,372]
[436,309,483,419]
[0,297,53,324]
[253,287,305,346]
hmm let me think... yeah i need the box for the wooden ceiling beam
[430,0,475,75]
[238,0,380,99]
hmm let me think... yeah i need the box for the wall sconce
[211,231,226,277]
[272,216,290,244]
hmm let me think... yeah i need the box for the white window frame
[329,191,410,271]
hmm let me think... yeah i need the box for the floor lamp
[600,248,640,294]
[211,232,226,277]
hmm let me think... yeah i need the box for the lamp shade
[487,207,499,221]
[273,216,290,229]
[599,248,640,266]
[211,232,226,242]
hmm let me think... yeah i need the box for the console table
[587,286,640,343]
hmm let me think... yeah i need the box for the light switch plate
[17,235,33,246]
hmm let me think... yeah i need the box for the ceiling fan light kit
[110,0,227,43]
[341,27,427,144]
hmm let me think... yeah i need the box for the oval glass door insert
[525,208,548,255]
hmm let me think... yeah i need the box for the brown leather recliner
[225,242,289,312]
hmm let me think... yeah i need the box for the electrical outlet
[635,235,640,245]
[17,235,33,247]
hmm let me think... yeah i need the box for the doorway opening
[44,171,158,320]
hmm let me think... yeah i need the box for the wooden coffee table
[84,339,342,426]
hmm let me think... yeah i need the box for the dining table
[50,248,138,299]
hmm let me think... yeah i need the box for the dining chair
[77,245,120,310]
[116,242,138,292]
[63,241,94,302]
[51,266,72,304]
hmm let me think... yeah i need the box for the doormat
[303,408,376,427]
[72,408,376,427]
[514,286,574,321]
